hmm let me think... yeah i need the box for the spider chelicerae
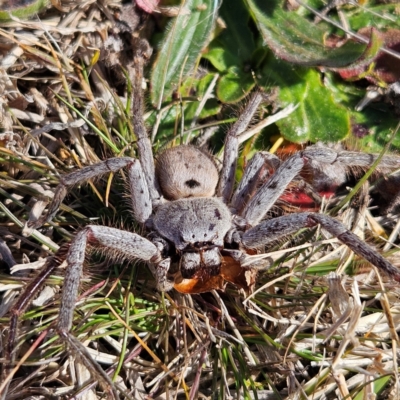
[2,34,400,399]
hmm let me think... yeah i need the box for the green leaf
[203,0,255,70]
[347,4,400,31]
[202,0,256,103]
[353,375,392,400]
[217,69,255,103]
[0,0,48,21]
[323,72,400,152]
[216,0,255,63]
[244,0,380,67]
[182,74,221,119]
[203,47,237,72]
[150,0,218,108]
[260,56,350,143]
[148,74,221,144]
[334,28,386,81]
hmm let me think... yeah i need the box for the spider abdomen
[155,145,219,200]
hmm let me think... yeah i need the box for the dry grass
[0,1,400,399]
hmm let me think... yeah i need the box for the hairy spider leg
[230,151,280,213]
[57,226,161,398]
[127,159,152,223]
[131,39,161,203]
[242,212,400,282]
[27,157,152,231]
[217,92,264,203]
[27,39,161,232]
[59,227,159,330]
[242,152,306,226]
[301,145,400,192]
[239,144,400,228]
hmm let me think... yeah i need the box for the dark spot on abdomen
[185,179,200,188]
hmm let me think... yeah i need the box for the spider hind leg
[242,212,400,282]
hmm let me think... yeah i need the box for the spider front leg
[57,225,162,397]
[27,40,160,232]
[27,157,154,230]
[3,213,167,397]
[242,152,306,226]
[230,151,280,214]
[242,212,400,282]
[217,92,265,203]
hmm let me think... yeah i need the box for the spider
[2,35,400,398]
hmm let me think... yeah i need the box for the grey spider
[23,94,400,295]
[3,42,400,399]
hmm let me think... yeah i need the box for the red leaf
[337,28,400,84]
[136,0,160,14]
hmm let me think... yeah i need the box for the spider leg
[239,143,396,226]
[132,39,161,203]
[302,144,400,191]
[27,39,160,232]
[27,158,151,230]
[231,151,280,213]
[242,212,400,282]
[217,92,264,203]
[56,226,161,397]
[2,226,165,398]
[242,152,306,226]
[58,225,160,328]
[128,158,152,223]
[305,145,400,170]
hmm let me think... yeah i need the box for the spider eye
[185,179,200,188]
